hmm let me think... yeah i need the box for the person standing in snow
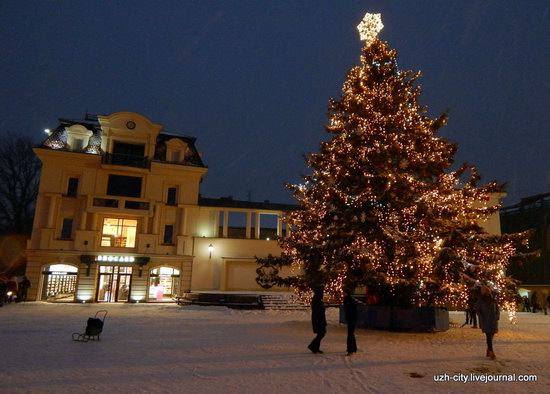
[531,291,539,313]
[0,277,7,307]
[343,288,358,356]
[465,288,478,328]
[308,286,327,354]
[17,276,31,302]
[475,285,499,360]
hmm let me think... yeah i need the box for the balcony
[89,196,151,215]
[102,152,150,169]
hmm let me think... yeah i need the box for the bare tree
[0,135,40,235]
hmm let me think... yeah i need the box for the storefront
[31,250,192,303]
[41,264,79,302]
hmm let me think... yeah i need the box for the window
[60,219,73,239]
[67,177,79,197]
[73,138,84,151]
[148,267,180,301]
[107,175,142,198]
[163,225,174,244]
[172,150,180,162]
[101,218,138,247]
[113,142,145,158]
[228,212,247,238]
[167,187,177,206]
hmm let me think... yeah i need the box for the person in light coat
[475,285,499,360]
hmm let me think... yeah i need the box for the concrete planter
[339,304,449,332]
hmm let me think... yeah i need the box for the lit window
[101,218,137,247]
[149,267,180,301]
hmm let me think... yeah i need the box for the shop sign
[96,255,135,263]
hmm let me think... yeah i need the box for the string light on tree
[268,11,534,311]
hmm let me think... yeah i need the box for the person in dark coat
[463,289,478,328]
[0,278,7,307]
[523,296,531,312]
[531,291,539,313]
[475,285,499,360]
[343,289,358,355]
[308,286,327,354]
[17,276,31,302]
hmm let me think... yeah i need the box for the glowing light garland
[276,14,532,312]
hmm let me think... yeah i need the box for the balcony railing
[93,198,149,211]
[102,152,150,169]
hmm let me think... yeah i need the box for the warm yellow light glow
[357,13,383,44]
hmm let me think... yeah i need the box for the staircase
[260,294,308,311]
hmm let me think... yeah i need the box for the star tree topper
[357,13,384,45]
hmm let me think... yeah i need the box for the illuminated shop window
[101,218,137,247]
[42,264,78,302]
[148,267,180,301]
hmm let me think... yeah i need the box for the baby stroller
[72,310,108,342]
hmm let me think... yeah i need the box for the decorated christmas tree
[275,13,532,310]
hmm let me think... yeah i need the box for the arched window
[148,267,180,302]
[41,264,78,302]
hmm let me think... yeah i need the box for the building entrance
[97,266,132,302]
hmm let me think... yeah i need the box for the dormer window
[165,138,188,165]
[66,125,93,152]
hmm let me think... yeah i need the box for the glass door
[97,266,132,302]
[116,266,132,302]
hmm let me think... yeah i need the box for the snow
[1,303,549,393]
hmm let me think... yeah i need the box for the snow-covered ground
[1,302,549,393]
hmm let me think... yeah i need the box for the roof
[38,112,206,168]
[199,196,298,212]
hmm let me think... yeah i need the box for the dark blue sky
[1,1,549,206]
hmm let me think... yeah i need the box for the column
[223,210,229,238]
[91,213,98,231]
[47,195,58,228]
[276,214,282,237]
[142,215,149,234]
[179,207,186,236]
[245,211,252,239]
[79,209,87,230]
[213,209,219,237]
[152,204,160,234]
[255,212,261,239]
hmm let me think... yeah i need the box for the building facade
[26,112,294,303]
[500,193,550,304]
